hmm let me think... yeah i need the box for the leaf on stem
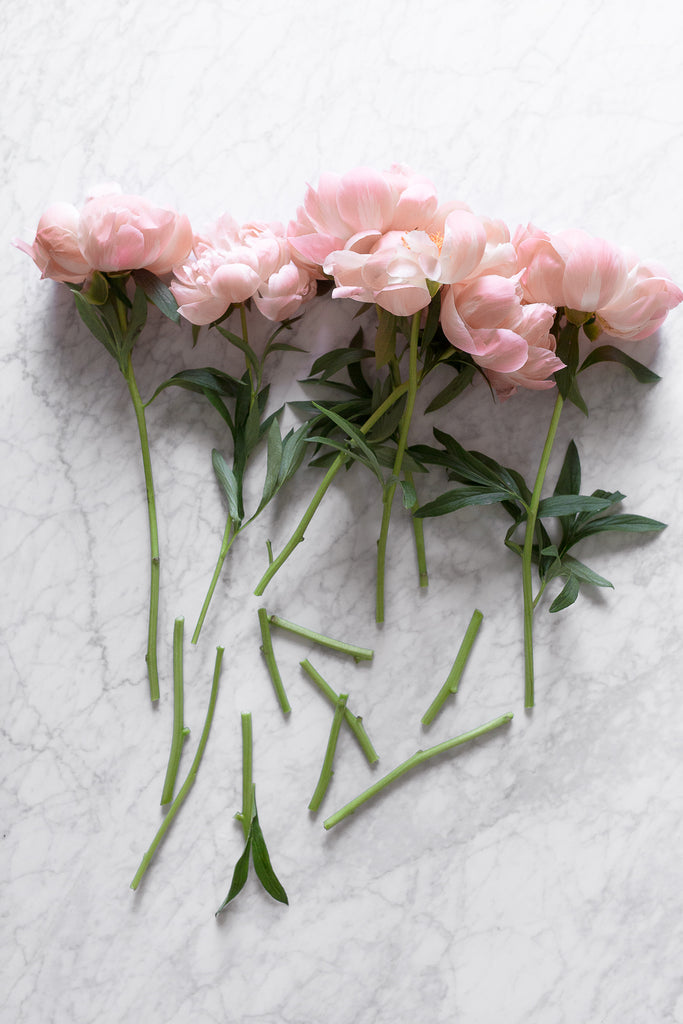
[579,345,661,383]
[132,268,180,323]
[212,450,241,525]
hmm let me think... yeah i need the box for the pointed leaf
[579,345,661,383]
[250,809,288,905]
[414,486,513,518]
[374,308,396,368]
[311,402,385,485]
[308,347,374,380]
[216,326,260,377]
[568,513,667,545]
[537,494,613,517]
[561,555,613,589]
[212,450,241,524]
[400,478,417,510]
[215,834,252,913]
[73,293,118,359]
[554,440,581,497]
[132,268,180,323]
[425,365,475,413]
[549,574,580,613]
[254,417,283,514]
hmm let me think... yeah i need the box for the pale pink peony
[441,273,563,396]
[171,216,290,325]
[596,256,683,341]
[289,165,440,269]
[78,191,193,275]
[254,261,317,322]
[14,202,92,283]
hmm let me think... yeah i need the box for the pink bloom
[14,203,91,283]
[441,274,563,396]
[289,165,440,269]
[597,256,683,340]
[254,261,317,321]
[171,216,290,325]
[78,191,193,275]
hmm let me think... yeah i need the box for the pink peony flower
[14,202,92,283]
[78,191,193,275]
[596,256,683,341]
[289,164,440,270]
[440,273,563,396]
[171,216,290,326]
[254,261,317,322]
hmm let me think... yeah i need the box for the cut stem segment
[160,618,188,805]
[269,614,373,663]
[421,609,483,726]
[309,694,348,812]
[192,518,238,644]
[258,608,291,713]
[323,713,513,830]
[300,659,378,764]
[130,646,224,890]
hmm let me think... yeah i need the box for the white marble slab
[3,2,683,1022]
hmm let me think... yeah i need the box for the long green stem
[300,659,378,764]
[258,608,291,713]
[323,713,513,830]
[269,614,373,663]
[123,353,160,703]
[376,312,421,623]
[404,469,428,587]
[522,393,565,708]
[160,618,188,804]
[421,609,483,726]
[309,694,348,812]
[253,381,410,596]
[192,517,238,644]
[130,646,224,890]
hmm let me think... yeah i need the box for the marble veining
[2,2,683,1022]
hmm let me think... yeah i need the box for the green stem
[300,659,378,764]
[404,469,428,587]
[376,312,421,624]
[160,618,188,805]
[123,353,160,703]
[258,608,291,713]
[192,517,238,644]
[323,713,513,830]
[309,694,348,812]
[421,609,483,726]
[130,646,224,890]
[253,381,410,596]
[522,392,564,708]
[237,712,254,840]
[269,614,373,662]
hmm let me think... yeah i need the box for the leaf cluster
[413,430,666,613]
[216,797,288,912]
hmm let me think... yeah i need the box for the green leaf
[80,270,109,305]
[120,286,148,362]
[579,345,661,383]
[568,513,667,545]
[310,402,385,486]
[250,808,288,905]
[278,422,312,486]
[371,444,426,474]
[537,494,613,517]
[148,367,246,403]
[549,575,580,613]
[255,417,283,514]
[73,293,118,359]
[132,268,180,323]
[400,479,417,510]
[420,289,442,352]
[414,486,513,518]
[424,365,475,413]
[215,834,252,913]
[212,450,241,524]
[554,440,581,498]
[561,555,613,589]
[243,401,262,459]
[216,326,260,378]
[374,308,396,368]
[308,347,374,380]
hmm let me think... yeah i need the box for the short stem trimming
[160,618,187,805]
[309,694,348,812]
[323,713,513,830]
[269,614,373,662]
[192,517,238,644]
[300,659,378,764]
[421,609,483,726]
[258,608,291,713]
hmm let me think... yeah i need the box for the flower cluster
[16,167,682,900]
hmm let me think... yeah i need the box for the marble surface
[3,2,683,1022]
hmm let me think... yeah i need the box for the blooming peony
[441,273,563,396]
[14,203,92,283]
[254,261,317,322]
[78,191,193,275]
[516,226,682,340]
[171,216,290,325]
